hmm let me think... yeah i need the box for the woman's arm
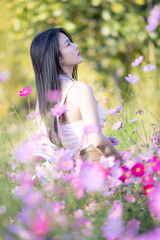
[75,82,121,159]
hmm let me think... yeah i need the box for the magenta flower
[142,174,154,185]
[108,136,119,145]
[119,166,131,182]
[19,86,32,97]
[132,163,145,177]
[132,56,143,67]
[152,156,160,173]
[112,121,123,131]
[143,64,156,72]
[79,162,105,192]
[83,125,97,135]
[143,184,154,195]
[30,209,50,237]
[125,74,139,84]
[51,103,68,117]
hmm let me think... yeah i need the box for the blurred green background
[0,0,160,151]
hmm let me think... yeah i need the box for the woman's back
[58,75,106,151]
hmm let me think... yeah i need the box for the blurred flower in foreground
[0,70,10,82]
[51,103,68,117]
[132,56,143,67]
[126,218,140,236]
[125,74,139,84]
[79,162,105,192]
[83,125,97,135]
[102,218,124,239]
[112,121,123,130]
[108,137,119,145]
[143,64,156,72]
[27,112,39,119]
[100,156,115,169]
[19,86,32,97]
[148,184,160,219]
[45,89,60,102]
[146,5,160,32]
[106,108,116,115]
[103,97,108,103]
[136,227,160,240]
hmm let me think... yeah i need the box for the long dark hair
[30,28,78,142]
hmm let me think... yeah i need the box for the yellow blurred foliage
[134,0,145,5]
[0,101,10,119]
[111,3,125,13]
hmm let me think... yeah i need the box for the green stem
[27,97,30,114]
[140,115,148,148]
[11,105,30,138]
[1,125,15,152]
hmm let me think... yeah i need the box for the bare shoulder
[72,81,94,96]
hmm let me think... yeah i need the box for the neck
[61,66,73,78]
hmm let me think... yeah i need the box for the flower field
[1,2,160,240]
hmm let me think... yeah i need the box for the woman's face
[58,33,83,67]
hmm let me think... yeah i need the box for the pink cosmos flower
[148,185,160,219]
[143,64,156,72]
[142,174,154,185]
[100,156,115,169]
[83,125,97,135]
[136,227,160,240]
[51,103,68,117]
[122,151,131,160]
[108,200,122,219]
[126,218,140,236]
[103,97,108,103]
[74,209,84,218]
[102,218,124,240]
[79,162,105,192]
[53,201,65,214]
[125,159,136,169]
[125,74,139,84]
[112,121,123,130]
[131,163,145,177]
[30,209,50,237]
[71,177,84,199]
[132,56,143,67]
[19,86,32,97]
[125,194,135,203]
[146,5,160,32]
[143,184,154,196]
[106,108,116,115]
[59,158,74,171]
[151,156,160,173]
[119,166,131,182]
[27,112,39,119]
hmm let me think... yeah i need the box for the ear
[59,57,63,64]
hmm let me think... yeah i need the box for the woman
[30,27,121,162]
